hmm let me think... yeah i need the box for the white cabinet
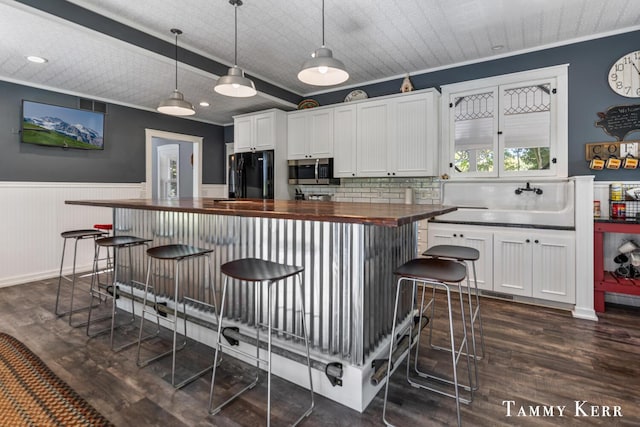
[426,223,493,291]
[287,108,334,159]
[356,91,439,177]
[428,223,575,304]
[394,92,439,176]
[234,109,286,153]
[333,104,357,177]
[493,229,575,303]
[357,99,392,176]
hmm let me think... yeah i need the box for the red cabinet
[594,221,640,312]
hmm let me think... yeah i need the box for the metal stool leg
[294,274,314,424]
[470,260,486,358]
[136,257,162,364]
[54,236,69,317]
[209,276,259,415]
[68,237,99,327]
[382,276,404,427]
[86,243,116,338]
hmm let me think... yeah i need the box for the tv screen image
[21,100,105,150]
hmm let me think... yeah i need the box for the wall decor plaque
[595,104,640,141]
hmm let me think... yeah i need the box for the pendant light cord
[234,2,238,66]
[174,31,179,90]
[321,0,325,47]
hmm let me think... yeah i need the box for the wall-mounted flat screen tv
[21,100,105,150]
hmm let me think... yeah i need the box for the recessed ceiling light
[199,101,210,107]
[491,45,504,51]
[26,56,48,63]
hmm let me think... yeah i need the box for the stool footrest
[407,376,472,405]
[217,342,270,366]
[137,339,186,368]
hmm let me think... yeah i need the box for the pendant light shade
[215,0,257,97]
[298,47,349,86]
[298,0,348,86]
[157,89,196,116]
[158,28,195,116]
[215,66,256,97]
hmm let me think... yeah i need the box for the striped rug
[0,332,113,426]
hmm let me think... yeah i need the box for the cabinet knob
[534,239,539,244]
[387,172,391,176]
[460,234,464,238]
[526,239,530,243]
[392,172,396,176]
[453,234,457,237]
[352,173,355,176]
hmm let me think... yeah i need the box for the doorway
[145,129,203,199]
[156,144,180,199]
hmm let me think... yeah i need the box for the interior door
[156,144,179,199]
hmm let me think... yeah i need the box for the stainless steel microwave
[288,158,339,185]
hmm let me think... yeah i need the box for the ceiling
[1,0,639,125]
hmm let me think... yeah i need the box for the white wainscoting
[201,184,227,198]
[0,182,143,288]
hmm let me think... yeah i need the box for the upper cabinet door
[254,112,276,151]
[308,109,334,158]
[393,92,437,176]
[234,116,253,153]
[333,105,357,177]
[287,113,307,159]
[357,100,392,177]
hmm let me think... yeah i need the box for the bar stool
[382,258,472,427]
[422,245,485,391]
[209,258,314,426]
[136,244,217,389]
[86,235,152,351]
[55,229,107,326]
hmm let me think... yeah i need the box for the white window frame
[441,64,568,179]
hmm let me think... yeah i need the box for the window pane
[503,147,550,171]
[502,84,552,171]
[453,91,495,173]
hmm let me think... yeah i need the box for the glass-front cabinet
[443,65,568,178]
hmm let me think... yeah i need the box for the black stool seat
[61,229,106,239]
[96,236,152,248]
[423,245,480,262]
[147,244,213,260]
[395,258,467,283]
[221,258,304,282]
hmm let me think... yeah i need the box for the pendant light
[298,0,348,86]
[214,0,257,97]
[157,28,196,116]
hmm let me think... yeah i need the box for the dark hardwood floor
[1,277,639,426]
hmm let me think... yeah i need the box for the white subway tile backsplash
[294,177,440,204]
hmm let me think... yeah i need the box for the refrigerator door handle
[315,158,319,183]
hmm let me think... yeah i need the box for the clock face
[608,50,640,98]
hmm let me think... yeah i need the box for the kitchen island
[66,198,455,411]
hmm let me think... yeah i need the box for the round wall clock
[608,50,640,98]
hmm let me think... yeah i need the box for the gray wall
[0,80,226,184]
[309,30,640,181]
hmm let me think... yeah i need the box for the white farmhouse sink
[434,180,575,227]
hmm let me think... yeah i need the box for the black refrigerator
[228,150,275,199]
